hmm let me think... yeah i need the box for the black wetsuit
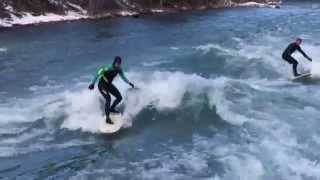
[282,43,311,76]
[91,64,130,119]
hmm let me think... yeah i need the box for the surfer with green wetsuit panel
[88,56,134,124]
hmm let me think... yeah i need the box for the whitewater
[1,1,320,179]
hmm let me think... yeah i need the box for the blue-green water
[1,1,320,179]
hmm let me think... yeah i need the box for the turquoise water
[1,1,320,179]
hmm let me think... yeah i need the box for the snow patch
[2,11,88,27]
[151,9,165,13]
[238,1,280,8]
[0,20,11,27]
[117,11,138,16]
[0,2,88,28]
[67,2,87,14]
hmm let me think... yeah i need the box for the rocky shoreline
[0,0,280,28]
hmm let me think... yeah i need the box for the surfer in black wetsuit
[282,38,312,76]
[88,56,134,124]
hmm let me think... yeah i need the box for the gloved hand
[88,83,94,90]
[129,82,134,88]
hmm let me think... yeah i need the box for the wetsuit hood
[113,56,122,68]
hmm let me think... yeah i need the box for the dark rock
[132,14,140,18]
[0,3,10,19]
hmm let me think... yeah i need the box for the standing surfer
[88,56,134,124]
[282,38,312,77]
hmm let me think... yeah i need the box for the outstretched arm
[298,46,312,61]
[119,69,134,88]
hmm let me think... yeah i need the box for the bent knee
[117,95,123,102]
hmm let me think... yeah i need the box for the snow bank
[0,3,88,27]
[0,1,280,28]
[238,1,280,8]
[117,11,139,16]
[8,12,87,26]
[151,9,165,13]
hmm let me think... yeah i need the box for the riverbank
[0,0,280,28]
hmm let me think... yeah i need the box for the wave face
[1,1,320,179]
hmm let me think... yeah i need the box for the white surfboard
[291,73,312,81]
[99,113,124,134]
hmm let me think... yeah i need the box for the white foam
[0,91,66,124]
[221,155,265,179]
[49,72,258,132]
[298,44,320,77]
[121,72,206,123]
[311,3,320,9]
[195,134,315,180]
[0,47,7,52]
[226,35,320,78]
[132,144,212,179]
[0,90,95,156]
[0,71,244,134]
[0,139,93,157]
[142,60,171,67]
[69,138,223,179]
[311,61,320,77]
[193,44,220,55]
[0,104,41,124]
[208,87,250,126]
[312,134,320,145]
[1,129,46,144]
[193,43,237,57]
[27,83,63,93]
[60,89,102,133]
[170,46,180,50]
[0,69,310,135]
[1,70,316,179]
[261,138,320,179]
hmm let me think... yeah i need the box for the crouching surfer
[282,38,312,77]
[88,56,134,124]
